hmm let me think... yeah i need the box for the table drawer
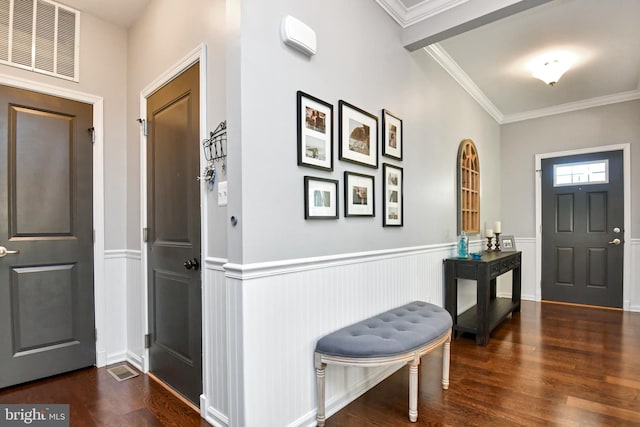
[490,258,516,278]
[455,262,477,280]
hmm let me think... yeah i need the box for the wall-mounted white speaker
[280,15,317,57]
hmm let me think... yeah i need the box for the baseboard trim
[106,351,127,366]
[290,364,402,427]
[202,400,229,427]
[126,351,143,371]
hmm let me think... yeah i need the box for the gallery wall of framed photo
[297,90,404,226]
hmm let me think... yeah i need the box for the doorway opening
[139,45,207,407]
[535,144,631,310]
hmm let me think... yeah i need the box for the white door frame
[139,44,208,379]
[535,143,631,310]
[0,73,106,364]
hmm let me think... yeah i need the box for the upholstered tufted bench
[314,301,452,426]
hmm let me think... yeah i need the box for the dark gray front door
[541,150,623,308]
[147,63,202,404]
[0,85,95,388]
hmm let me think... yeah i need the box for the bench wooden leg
[408,358,420,422]
[442,336,451,390]
[315,355,327,427]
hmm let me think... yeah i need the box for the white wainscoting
[496,237,537,302]
[125,250,143,369]
[202,258,230,427]
[103,250,128,365]
[631,239,640,312]
[224,243,459,427]
[107,238,545,427]
[101,250,143,368]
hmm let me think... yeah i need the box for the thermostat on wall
[280,15,316,57]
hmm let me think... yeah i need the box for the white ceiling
[58,0,149,29]
[378,0,640,123]
[60,0,640,125]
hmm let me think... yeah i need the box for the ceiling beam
[402,0,553,51]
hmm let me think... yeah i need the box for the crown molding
[425,44,640,125]
[501,90,640,123]
[376,0,468,28]
[424,43,504,123]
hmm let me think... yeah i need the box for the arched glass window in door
[457,139,480,234]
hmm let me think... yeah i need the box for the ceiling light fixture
[528,51,576,86]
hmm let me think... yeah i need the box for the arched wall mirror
[457,139,480,234]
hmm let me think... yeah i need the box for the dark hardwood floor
[1,301,639,426]
[326,301,640,426]
[0,364,210,426]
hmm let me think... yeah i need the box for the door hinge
[137,118,149,137]
[144,333,151,349]
[88,127,95,143]
[143,227,149,242]
[94,328,98,342]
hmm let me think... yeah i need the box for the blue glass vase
[457,231,469,258]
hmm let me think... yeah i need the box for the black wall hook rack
[198,120,227,189]
[203,120,227,163]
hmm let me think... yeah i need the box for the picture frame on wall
[304,176,339,219]
[383,163,403,226]
[297,91,333,171]
[382,109,402,160]
[344,172,375,217]
[338,100,378,168]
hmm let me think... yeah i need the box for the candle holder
[494,232,501,251]
[486,236,493,252]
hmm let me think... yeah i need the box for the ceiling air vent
[0,0,79,81]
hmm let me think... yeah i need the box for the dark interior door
[147,63,202,404]
[541,150,623,308]
[0,85,95,388]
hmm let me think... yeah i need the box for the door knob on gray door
[183,258,200,271]
[0,246,20,257]
[608,238,621,245]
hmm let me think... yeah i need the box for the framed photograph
[383,163,403,226]
[304,176,339,219]
[339,100,378,168]
[499,235,517,252]
[382,109,402,160]
[297,91,333,171]
[344,172,375,217]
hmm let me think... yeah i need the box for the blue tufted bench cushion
[314,301,453,426]
[315,301,452,358]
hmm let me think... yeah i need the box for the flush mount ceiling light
[528,51,576,86]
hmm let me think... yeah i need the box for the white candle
[494,221,501,234]
[485,228,494,238]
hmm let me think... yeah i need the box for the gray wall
[0,14,128,251]
[126,0,228,256]
[501,99,640,238]
[229,0,503,264]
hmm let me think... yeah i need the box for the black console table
[444,251,521,345]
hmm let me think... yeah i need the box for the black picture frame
[297,91,333,171]
[338,100,378,168]
[382,109,402,160]
[344,171,375,217]
[304,176,339,219]
[383,163,403,226]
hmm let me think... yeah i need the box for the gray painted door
[541,150,623,308]
[147,63,202,404]
[0,85,95,388]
